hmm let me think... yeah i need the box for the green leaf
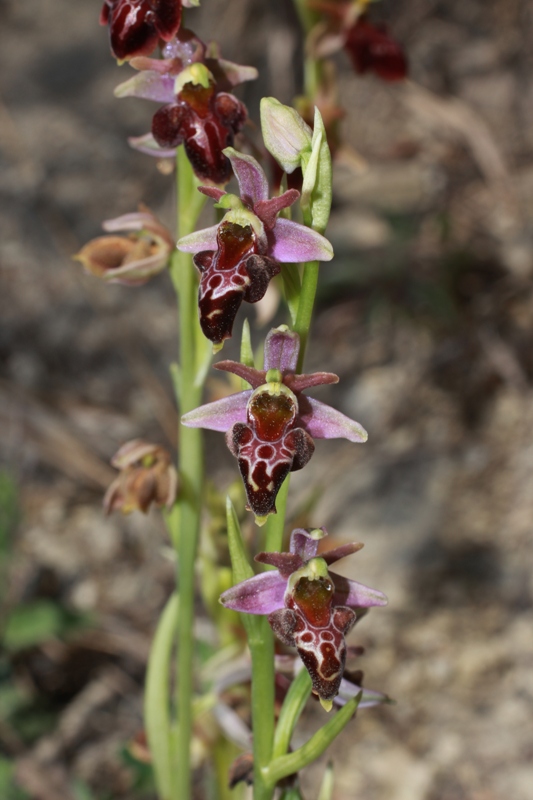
[144,592,179,800]
[240,319,255,388]
[264,692,361,787]
[225,497,259,640]
[169,362,181,405]
[280,264,301,325]
[225,497,254,584]
[301,107,332,233]
[3,601,78,651]
[273,667,312,758]
[317,762,334,800]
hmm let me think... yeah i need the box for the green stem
[250,617,276,800]
[294,260,319,372]
[169,146,207,800]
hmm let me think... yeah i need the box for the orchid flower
[176,152,333,347]
[114,29,257,184]
[100,0,193,62]
[220,528,387,709]
[182,327,366,523]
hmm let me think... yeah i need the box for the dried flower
[181,327,366,523]
[220,527,387,708]
[104,440,178,514]
[115,29,257,183]
[74,209,174,286]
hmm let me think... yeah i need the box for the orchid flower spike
[181,326,366,523]
[177,153,333,348]
[220,527,387,709]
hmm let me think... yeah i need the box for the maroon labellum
[193,221,280,347]
[152,83,247,184]
[344,17,408,82]
[101,0,182,61]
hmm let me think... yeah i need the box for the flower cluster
[221,528,387,709]
[182,326,366,523]
[115,29,257,184]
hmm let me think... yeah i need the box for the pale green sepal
[307,108,332,234]
[144,593,180,800]
[318,762,335,800]
[281,263,301,325]
[260,97,312,173]
[263,692,362,787]
[273,667,312,758]
[175,63,214,93]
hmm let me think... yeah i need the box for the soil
[1,1,532,799]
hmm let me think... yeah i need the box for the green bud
[261,97,312,173]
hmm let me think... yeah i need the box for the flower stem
[294,260,319,372]
[169,146,207,800]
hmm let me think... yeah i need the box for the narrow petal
[298,396,368,443]
[254,189,300,230]
[198,186,227,202]
[219,570,287,614]
[177,224,219,254]
[128,133,177,159]
[181,391,251,431]
[214,361,266,389]
[289,527,326,560]
[331,572,388,609]
[223,148,269,207]
[263,327,300,373]
[103,211,174,247]
[114,71,175,103]
[269,218,333,263]
[322,542,364,565]
[254,551,302,577]
[284,372,339,392]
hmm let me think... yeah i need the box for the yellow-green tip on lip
[254,515,269,527]
[212,342,224,355]
[319,697,333,712]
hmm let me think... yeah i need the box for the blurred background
[1,0,533,798]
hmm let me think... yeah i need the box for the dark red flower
[100,0,182,61]
[151,82,247,185]
[344,17,408,81]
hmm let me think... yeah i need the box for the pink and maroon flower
[177,152,333,347]
[100,0,186,62]
[220,527,387,708]
[114,30,257,184]
[181,327,366,523]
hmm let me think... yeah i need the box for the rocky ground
[1,0,533,798]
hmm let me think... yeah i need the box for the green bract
[260,99,332,233]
